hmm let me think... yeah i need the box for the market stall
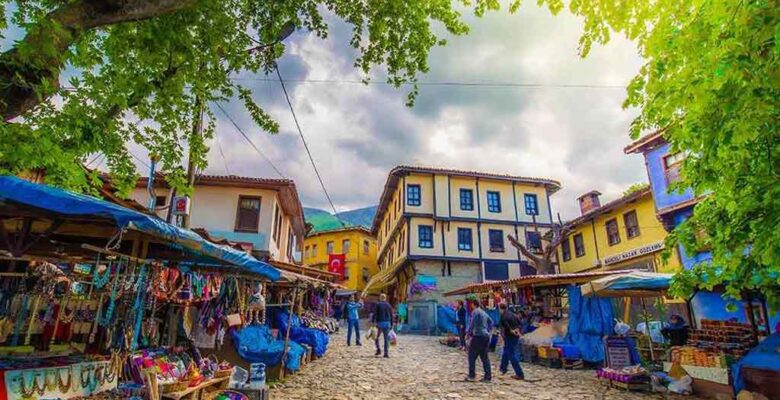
[0,176,282,399]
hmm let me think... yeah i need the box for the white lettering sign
[602,241,664,265]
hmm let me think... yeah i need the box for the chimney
[577,190,602,215]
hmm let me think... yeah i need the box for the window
[484,262,509,281]
[574,233,585,257]
[561,237,571,261]
[487,191,501,213]
[363,240,370,255]
[623,210,640,238]
[399,229,405,253]
[235,196,261,232]
[304,245,310,257]
[273,205,282,243]
[664,152,685,184]
[312,244,317,257]
[606,218,621,246]
[418,225,433,248]
[457,228,473,251]
[488,229,504,252]
[526,231,542,253]
[344,265,350,280]
[326,241,334,255]
[342,239,351,254]
[460,189,474,211]
[155,195,167,207]
[362,267,370,282]
[407,184,421,206]
[524,194,539,216]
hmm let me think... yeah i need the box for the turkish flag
[328,254,346,278]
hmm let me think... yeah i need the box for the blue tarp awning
[0,176,280,281]
[581,272,673,297]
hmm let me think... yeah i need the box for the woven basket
[160,380,188,393]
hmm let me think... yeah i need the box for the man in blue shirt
[466,297,493,382]
[344,294,363,346]
[372,293,393,358]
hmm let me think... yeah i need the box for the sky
[5,3,648,221]
[203,4,648,220]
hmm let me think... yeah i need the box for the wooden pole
[640,298,655,362]
[281,286,299,379]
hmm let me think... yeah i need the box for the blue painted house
[625,131,777,334]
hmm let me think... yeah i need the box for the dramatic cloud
[154,4,648,220]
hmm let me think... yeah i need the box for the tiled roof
[305,225,373,238]
[624,129,667,154]
[565,186,652,228]
[371,165,561,234]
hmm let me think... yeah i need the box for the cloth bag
[366,326,377,341]
[389,330,398,346]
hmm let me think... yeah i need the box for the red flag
[328,254,346,278]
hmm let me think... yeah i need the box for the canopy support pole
[281,286,299,380]
[640,297,655,362]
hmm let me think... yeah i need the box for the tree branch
[1,0,196,121]
[508,234,543,267]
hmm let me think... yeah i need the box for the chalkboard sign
[605,337,633,368]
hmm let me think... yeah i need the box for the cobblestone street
[272,327,699,400]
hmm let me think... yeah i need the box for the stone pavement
[271,327,700,400]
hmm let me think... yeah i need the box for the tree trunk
[1,0,196,121]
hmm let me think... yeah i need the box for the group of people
[339,293,395,358]
[455,297,528,382]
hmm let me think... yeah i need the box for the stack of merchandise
[670,347,729,368]
[686,319,757,360]
[597,365,651,384]
[300,310,338,334]
[128,347,233,395]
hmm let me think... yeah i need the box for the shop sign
[602,241,664,265]
[171,196,191,216]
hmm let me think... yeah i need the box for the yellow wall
[558,191,681,273]
[303,228,378,291]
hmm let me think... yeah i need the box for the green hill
[304,206,377,234]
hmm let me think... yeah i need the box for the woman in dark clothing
[662,314,689,346]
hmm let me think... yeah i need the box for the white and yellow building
[132,174,305,264]
[369,166,561,303]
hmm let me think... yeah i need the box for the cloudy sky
[6,3,648,221]
[201,3,648,220]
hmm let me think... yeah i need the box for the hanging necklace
[98,260,123,327]
[32,371,45,395]
[80,366,92,392]
[92,253,111,289]
[17,371,36,399]
[44,369,57,391]
[57,367,72,393]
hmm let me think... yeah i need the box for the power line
[231,77,626,89]
[213,129,232,175]
[130,150,151,169]
[212,101,285,178]
[275,66,345,225]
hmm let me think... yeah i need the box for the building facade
[557,186,681,274]
[624,131,778,332]
[132,174,305,264]
[303,226,378,292]
[371,166,560,303]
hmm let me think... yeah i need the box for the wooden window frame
[418,225,433,248]
[326,241,334,255]
[606,218,621,246]
[573,233,585,257]
[460,188,474,211]
[363,240,370,255]
[486,191,502,213]
[407,184,421,206]
[623,210,641,239]
[526,230,543,254]
[561,236,571,261]
[663,152,685,185]
[488,229,505,253]
[457,228,473,251]
[234,195,262,233]
[524,193,539,216]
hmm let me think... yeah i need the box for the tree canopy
[1,0,777,307]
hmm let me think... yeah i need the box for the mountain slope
[304,206,377,234]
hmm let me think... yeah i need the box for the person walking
[498,303,524,380]
[372,294,393,358]
[344,294,363,346]
[465,297,492,382]
[456,300,467,350]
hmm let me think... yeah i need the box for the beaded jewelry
[17,371,36,399]
[33,371,46,395]
[57,367,72,393]
[44,369,57,391]
[92,254,111,289]
[79,366,92,392]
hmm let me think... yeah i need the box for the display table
[162,376,229,400]
[663,362,734,398]
[2,360,116,400]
